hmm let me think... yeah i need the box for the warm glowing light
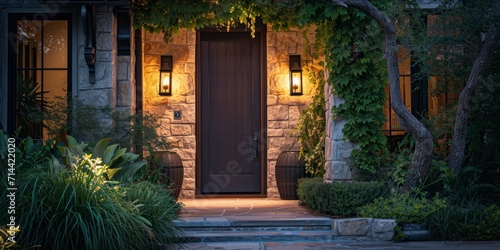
[292,75,300,88]
[291,72,301,93]
[162,74,170,90]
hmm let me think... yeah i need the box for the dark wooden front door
[197,30,265,195]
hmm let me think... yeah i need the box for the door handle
[253,132,259,161]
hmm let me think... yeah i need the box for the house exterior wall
[77,6,117,130]
[0,1,136,139]
[143,30,197,198]
[266,26,318,197]
[142,26,319,198]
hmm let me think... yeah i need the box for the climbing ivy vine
[132,0,390,174]
[317,8,389,174]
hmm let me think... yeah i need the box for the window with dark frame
[8,14,71,139]
[383,11,463,151]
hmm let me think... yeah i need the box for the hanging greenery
[132,0,390,174]
[317,9,389,174]
[294,67,326,177]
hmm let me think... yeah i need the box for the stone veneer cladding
[77,6,117,132]
[143,25,319,198]
[143,29,197,199]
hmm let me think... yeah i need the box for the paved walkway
[175,198,500,249]
[177,198,326,221]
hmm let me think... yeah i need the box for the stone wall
[143,29,196,199]
[323,70,357,182]
[333,218,396,241]
[266,26,318,197]
[143,25,320,198]
[77,5,117,130]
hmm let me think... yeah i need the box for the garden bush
[358,191,446,224]
[297,178,385,217]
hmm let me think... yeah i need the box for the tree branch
[448,3,500,172]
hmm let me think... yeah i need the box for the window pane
[13,17,69,140]
[43,21,68,68]
[17,20,42,70]
[398,47,411,75]
[43,70,67,100]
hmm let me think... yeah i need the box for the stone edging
[333,218,397,241]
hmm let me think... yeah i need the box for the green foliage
[423,164,497,205]
[111,111,171,155]
[16,76,48,138]
[43,95,113,143]
[132,0,303,39]
[318,9,389,174]
[294,69,326,177]
[59,136,147,183]
[122,181,181,245]
[359,191,446,224]
[297,178,386,217]
[0,135,180,249]
[466,79,500,197]
[427,202,500,240]
[110,111,172,184]
[392,225,408,242]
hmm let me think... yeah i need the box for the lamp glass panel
[291,71,302,94]
[160,71,171,94]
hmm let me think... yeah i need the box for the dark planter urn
[402,223,430,241]
[275,151,306,200]
[157,151,184,199]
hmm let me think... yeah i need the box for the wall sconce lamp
[159,55,173,96]
[289,55,303,95]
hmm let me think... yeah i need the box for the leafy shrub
[297,178,386,217]
[359,192,446,224]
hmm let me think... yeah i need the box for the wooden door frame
[195,26,267,198]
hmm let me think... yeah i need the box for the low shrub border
[297,178,386,217]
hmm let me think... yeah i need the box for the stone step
[175,218,335,243]
[178,230,335,243]
[180,225,332,232]
[174,218,333,229]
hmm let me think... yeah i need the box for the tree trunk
[331,0,434,189]
[448,21,499,173]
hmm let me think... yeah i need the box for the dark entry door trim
[195,26,267,197]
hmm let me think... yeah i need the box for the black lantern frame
[159,55,173,96]
[289,55,303,95]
